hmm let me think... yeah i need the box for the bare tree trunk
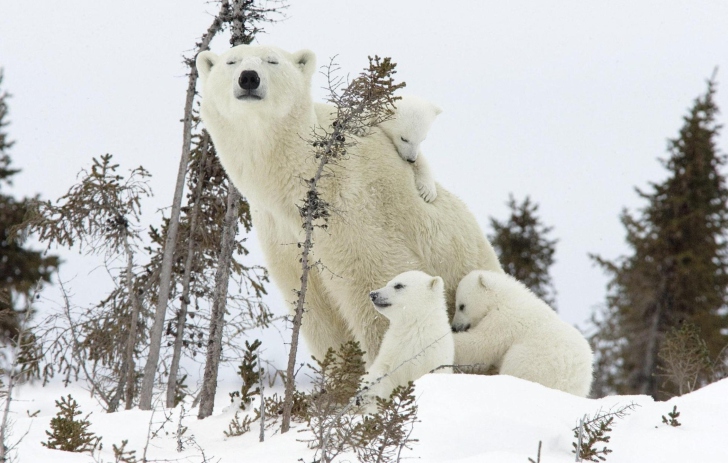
[124,236,142,409]
[139,4,229,411]
[197,187,240,419]
[165,134,210,408]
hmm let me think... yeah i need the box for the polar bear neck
[204,101,318,222]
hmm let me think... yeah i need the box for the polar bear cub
[379,95,442,203]
[363,270,454,407]
[452,270,593,397]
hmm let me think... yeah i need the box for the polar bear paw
[417,177,438,203]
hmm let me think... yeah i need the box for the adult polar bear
[196,45,502,363]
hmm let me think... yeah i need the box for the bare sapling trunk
[280,57,406,434]
[166,134,210,408]
[139,3,229,411]
[124,234,142,409]
[197,187,240,418]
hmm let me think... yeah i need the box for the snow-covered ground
[7,375,728,462]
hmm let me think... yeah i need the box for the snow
[7,375,728,462]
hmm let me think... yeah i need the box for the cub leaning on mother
[196,44,502,364]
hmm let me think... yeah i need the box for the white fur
[196,45,502,365]
[363,271,454,409]
[379,96,441,202]
[452,270,594,397]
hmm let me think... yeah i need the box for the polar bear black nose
[369,291,378,301]
[239,70,260,90]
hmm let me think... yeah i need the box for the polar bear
[452,270,593,396]
[316,96,441,202]
[196,45,502,364]
[379,95,441,203]
[363,271,454,407]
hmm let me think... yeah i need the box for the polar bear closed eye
[361,270,453,412]
[378,95,442,203]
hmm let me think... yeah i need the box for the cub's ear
[196,51,218,82]
[478,274,489,289]
[292,49,316,79]
[433,104,443,116]
[429,276,444,291]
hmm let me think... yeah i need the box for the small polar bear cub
[363,270,454,409]
[379,95,442,203]
[452,270,594,397]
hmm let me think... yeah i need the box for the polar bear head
[369,270,445,322]
[452,270,503,332]
[379,95,442,163]
[196,45,316,123]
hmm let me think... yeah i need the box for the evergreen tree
[42,394,102,454]
[489,194,558,307]
[590,75,728,398]
[0,69,59,338]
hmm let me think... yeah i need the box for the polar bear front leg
[453,329,502,374]
[412,154,438,203]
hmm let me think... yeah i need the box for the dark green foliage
[489,195,558,307]
[661,405,681,427]
[572,403,638,462]
[174,374,190,408]
[0,69,59,339]
[223,410,254,438]
[311,340,366,406]
[658,322,712,395]
[228,339,263,411]
[112,440,138,463]
[42,395,102,454]
[573,416,613,462]
[590,76,728,398]
[353,382,419,463]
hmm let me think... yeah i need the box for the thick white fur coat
[364,271,454,405]
[452,271,593,396]
[196,45,502,364]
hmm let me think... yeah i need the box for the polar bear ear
[429,276,443,291]
[433,104,443,116]
[196,51,218,82]
[292,49,316,79]
[478,274,489,290]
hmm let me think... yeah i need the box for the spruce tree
[590,75,728,398]
[489,194,558,307]
[0,69,59,338]
[42,395,102,454]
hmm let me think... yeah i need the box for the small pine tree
[228,339,263,410]
[112,439,138,463]
[353,382,419,463]
[489,195,558,307]
[661,405,681,427]
[42,395,102,453]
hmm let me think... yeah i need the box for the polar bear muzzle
[369,291,391,309]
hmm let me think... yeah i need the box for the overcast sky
[2,0,728,372]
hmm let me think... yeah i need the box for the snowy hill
[10,375,728,462]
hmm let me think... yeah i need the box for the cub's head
[369,270,444,322]
[379,95,442,163]
[196,45,316,121]
[452,270,499,332]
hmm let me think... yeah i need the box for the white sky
[2,0,728,370]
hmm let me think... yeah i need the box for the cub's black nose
[369,291,378,301]
[239,70,260,90]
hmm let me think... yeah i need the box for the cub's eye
[226,60,238,65]
[267,59,279,65]
[394,283,405,290]
[400,136,410,143]
[459,304,465,311]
